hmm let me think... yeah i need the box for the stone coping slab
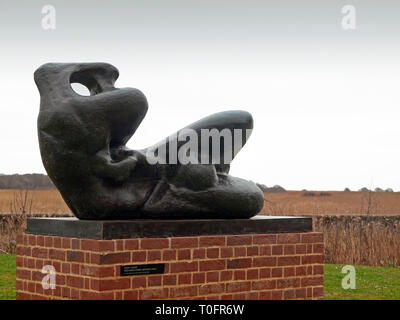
[26,216,312,240]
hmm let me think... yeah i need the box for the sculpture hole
[71,82,91,96]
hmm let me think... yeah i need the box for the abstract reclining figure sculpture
[34,63,264,220]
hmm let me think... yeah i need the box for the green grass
[0,257,398,300]
[324,264,400,300]
[0,254,16,300]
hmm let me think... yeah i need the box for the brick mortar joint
[18,272,323,284]
[21,232,323,245]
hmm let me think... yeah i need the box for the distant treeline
[0,174,55,190]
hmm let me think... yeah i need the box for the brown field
[1,189,400,216]
[0,189,71,216]
[262,191,400,215]
[0,189,399,266]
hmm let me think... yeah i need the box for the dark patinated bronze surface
[35,62,264,220]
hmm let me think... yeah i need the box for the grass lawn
[0,254,16,300]
[324,264,400,300]
[0,255,398,300]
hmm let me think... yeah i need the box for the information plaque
[120,263,165,276]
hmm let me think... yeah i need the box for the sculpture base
[16,216,323,300]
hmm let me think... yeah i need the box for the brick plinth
[16,232,324,300]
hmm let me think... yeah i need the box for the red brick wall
[16,232,324,300]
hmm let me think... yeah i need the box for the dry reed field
[0,189,72,253]
[0,189,399,267]
[313,215,400,267]
[261,191,400,267]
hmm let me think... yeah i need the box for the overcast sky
[0,0,399,190]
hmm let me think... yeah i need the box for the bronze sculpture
[34,62,263,220]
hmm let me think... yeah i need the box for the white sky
[0,1,400,191]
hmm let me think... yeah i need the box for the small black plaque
[120,263,165,276]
